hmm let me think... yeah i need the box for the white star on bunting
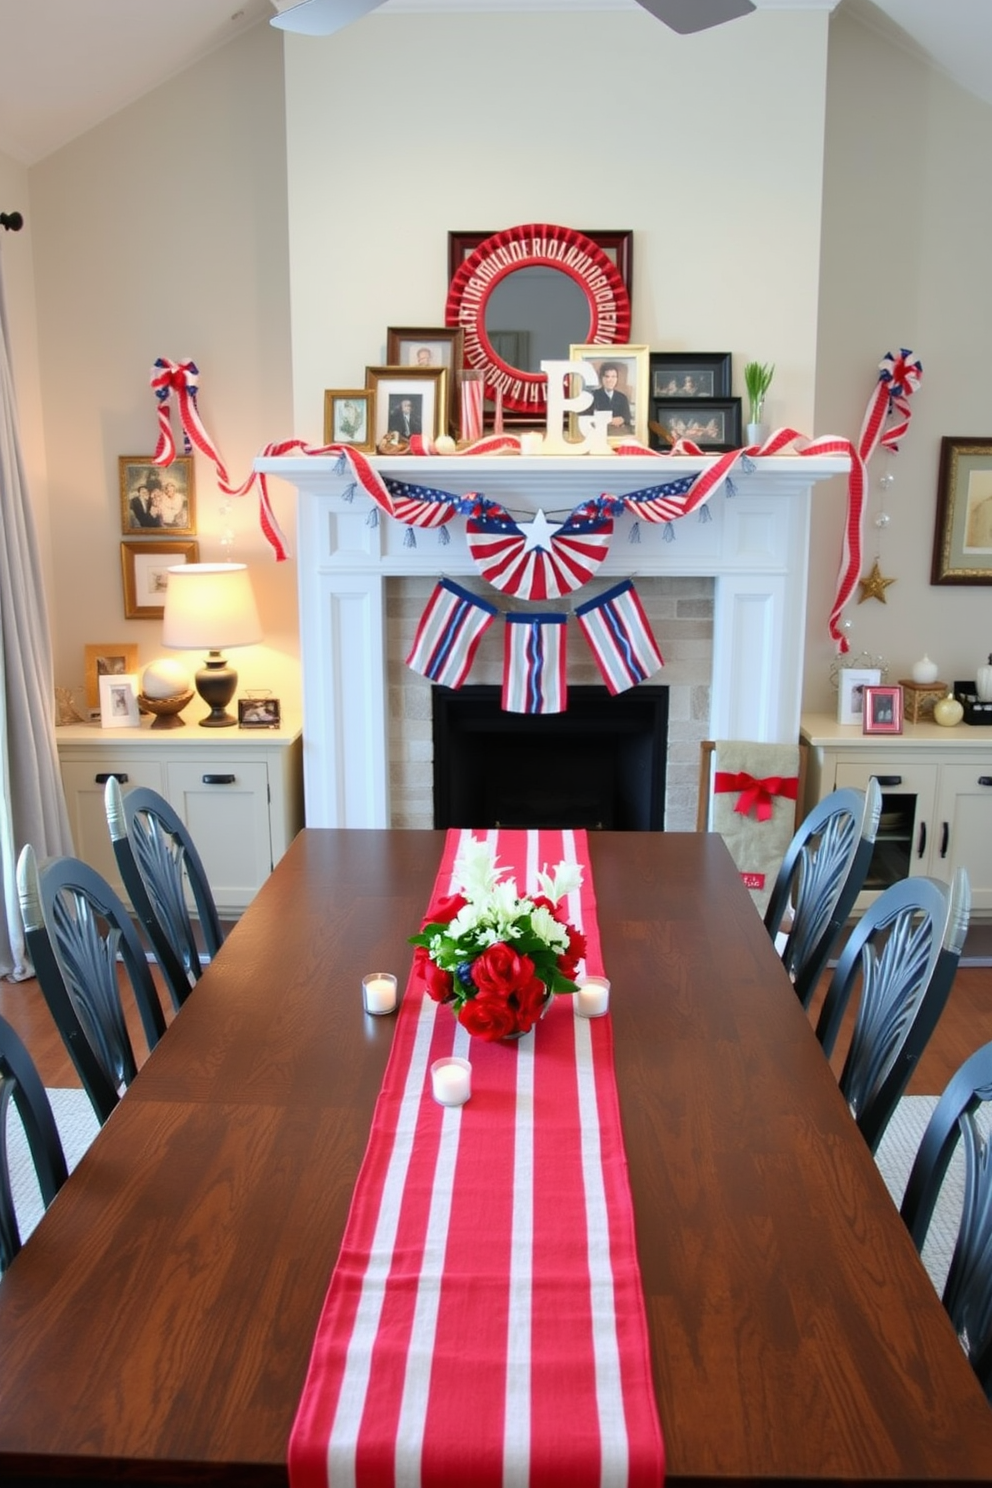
[518,508,562,554]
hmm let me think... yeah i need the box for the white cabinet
[801,714,992,915]
[56,715,304,916]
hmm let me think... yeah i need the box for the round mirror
[484,266,593,374]
[445,224,631,417]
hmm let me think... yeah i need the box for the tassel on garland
[341,481,357,503]
[366,508,379,529]
[725,477,737,498]
[740,455,756,475]
[334,452,347,475]
[699,504,712,523]
[404,528,417,549]
[438,526,450,546]
[628,521,641,544]
[663,523,675,543]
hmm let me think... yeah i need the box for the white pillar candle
[430,1057,472,1106]
[911,655,939,684]
[519,431,544,456]
[362,972,397,1015]
[576,976,610,1018]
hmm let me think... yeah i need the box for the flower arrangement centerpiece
[410,838,586,1042]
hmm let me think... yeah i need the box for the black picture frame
[649,352,731,401]
[650,396,742,452]
[238,696,281,729]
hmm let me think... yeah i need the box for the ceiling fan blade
[270,0,388,36]
[633,0,756,34]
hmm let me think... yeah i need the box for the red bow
[713,771,798,823]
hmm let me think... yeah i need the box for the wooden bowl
[137,690,195,728]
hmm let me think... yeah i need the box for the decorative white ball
[142,658,192,699]
[434,434,457,454]
[911,654,939,684]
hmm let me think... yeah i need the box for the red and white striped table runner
[289,828,664,1488]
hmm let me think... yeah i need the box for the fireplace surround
[257,452,847,829]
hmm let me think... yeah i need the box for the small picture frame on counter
[238,695,281,729]
[862,684,903,735]
[838,667,881,726]
[99,672,140,729]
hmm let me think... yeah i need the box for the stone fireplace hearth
[258,452,846,830]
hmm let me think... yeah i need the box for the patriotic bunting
[467,502,613,599]
[502,613,568,714]
[405,579,498,689]
[575,580,665,694]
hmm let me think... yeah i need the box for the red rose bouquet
[410,837,586,1042]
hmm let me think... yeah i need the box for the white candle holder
[430,1056,472,1106]
[362,972,398,1015]
[575,976,610,1018]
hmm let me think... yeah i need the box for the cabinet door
[932,763,992,912]
[165,761,272,914]
[834,759,938,898]
[60,758,166,897]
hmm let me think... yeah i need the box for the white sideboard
[258,452,847,827]
[801,713,992,916]
[56,713,304,916]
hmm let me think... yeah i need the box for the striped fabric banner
[288,828,664,1488]
[575,581,665,695]
[501,612,568,714]
[406,579,498,689]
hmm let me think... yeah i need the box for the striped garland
[405,579,498,688]
[575,580,665,695]
[502,613,568,714]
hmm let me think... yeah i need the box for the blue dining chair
[0,1013,69,1271]
[897,1037,992,1399]
[764,777,882,1009]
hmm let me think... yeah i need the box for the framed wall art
[99,672,140,728]
[323,388,374,451]
[366,365,448,447]
[863,684,903,735]
[119,455,195,535]
[650,397,742,452]
[931,435,992,584]
[569,343,649,446]
[121,540,199,620]
[238,695,282,728]
[84,642,139,712]
[837,666,881,726]
[385,327,464,429]
[649,352,731,400]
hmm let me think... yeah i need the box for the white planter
[746,422,768,446]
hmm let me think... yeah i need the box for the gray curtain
[0,243,73,979]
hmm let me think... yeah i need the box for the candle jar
[575,976,611,1018]
[362,972,398,1015]
[430,1056,472,1106]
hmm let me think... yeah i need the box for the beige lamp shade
[162,563,261,650]
[162,563,262,727]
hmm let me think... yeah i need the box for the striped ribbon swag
[406,579,497,688]
[503,612,568,714]
[575,580,665,695]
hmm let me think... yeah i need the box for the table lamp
[162,563,262,727]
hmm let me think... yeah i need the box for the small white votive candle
[576,976,611,1018]
[519,431,544,456]
[431,1057,472,1106]
[912,654,939,684]
[362,972,398,1015]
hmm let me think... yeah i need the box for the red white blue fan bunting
[466,502,613,600]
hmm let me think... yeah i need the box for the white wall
[810,6,992,711]
[27,22,299,711]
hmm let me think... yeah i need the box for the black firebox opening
[432,685,667,831]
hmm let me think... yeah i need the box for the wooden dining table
[2,828,992,1487]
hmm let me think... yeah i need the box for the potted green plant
[744,360,774,444]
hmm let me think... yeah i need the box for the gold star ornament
[857,559,896,604]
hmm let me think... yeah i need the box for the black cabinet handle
[95,772,128,785]
[979,776,992,787]
[917,820,927,858]
[940,822,949,858]
[202,773,236,785]
[874,775,902,787]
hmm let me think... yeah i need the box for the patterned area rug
[5,1087,100,1246]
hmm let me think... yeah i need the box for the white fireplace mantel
[257,453,848,827]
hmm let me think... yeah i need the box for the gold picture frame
[931,436,992,584]
[121,540,199,620]
[84,642,139,711]
[385,327,464,430]
[365,365,449,447]
[569,343,650,446]
[119,455,195,536]
[323,388,374,451]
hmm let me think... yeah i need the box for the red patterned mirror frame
[444,223,632,418]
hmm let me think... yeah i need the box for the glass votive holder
[430,1056,472,1106]
[575,976,610,1018]
[362,972,398,1015]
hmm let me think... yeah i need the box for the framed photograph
[650,352,731,400]
[650,397,743,452]
[366,365,449,446]
[931,436,992,584]
[84,642,139,712]
[323,388,374,451]
[119,456,195,536]
[838,666,882,726]
[863,684,904,735]
[238,695,282,729]
[448,230,633,295]
[121,540,199,620]
[569,343,650,446]
[99,672,140,729]
[386,326,464,430]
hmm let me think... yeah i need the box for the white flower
[453,837,508,899]
[530,904,569,950]
[447,902,483,939]
[536,860,583,905]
